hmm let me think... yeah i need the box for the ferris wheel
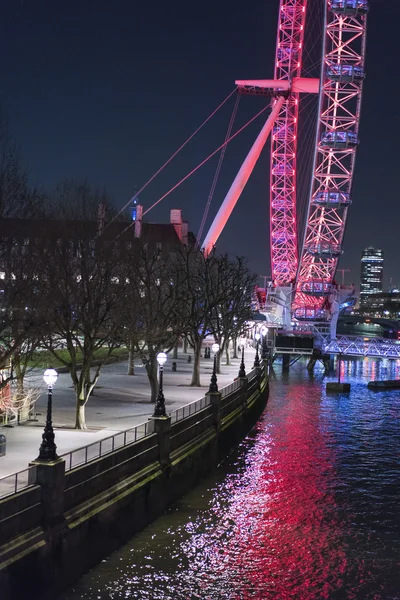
[202,0,368,326]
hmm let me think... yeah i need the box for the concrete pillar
[307,357,317,372]
[206,390,221,430]
[282,354,290,369]
[150,416,171,468]
[28,458,66,528]
[238,376,248,411]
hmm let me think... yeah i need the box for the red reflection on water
[192,384,350,599]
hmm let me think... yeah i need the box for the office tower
[360,247,384,307]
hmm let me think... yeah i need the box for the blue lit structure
[131,197,138,221]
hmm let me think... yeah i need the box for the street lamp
[260,326,268,360]
[254,332,261,367]
[37,368,59,461]
[209,343,220,393]
[153,352,167,417]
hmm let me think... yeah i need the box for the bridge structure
[325,336,400,360]
[200,0,369,346]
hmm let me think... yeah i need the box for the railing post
[206,390,222,431]
[149,416,171,468]
[239,374,249,412]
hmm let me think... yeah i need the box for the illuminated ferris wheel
[202,0,368,325]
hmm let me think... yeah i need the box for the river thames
[60,358,400,599]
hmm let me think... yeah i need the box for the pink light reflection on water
[184,384,374,599]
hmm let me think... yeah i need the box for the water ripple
[60,359,400,600]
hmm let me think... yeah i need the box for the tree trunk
[75,402,86,430]
[144,353,158,402]
[183,337,188,354]
[225,344,231,366]
[233,337,238,359]
[173,341,178,359]
[127,342,135,375]
[190,343,202,386]
[75,393,87,430]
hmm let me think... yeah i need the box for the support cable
[115,101,272,239]
[103,88,237,234]
[196,90,241,246]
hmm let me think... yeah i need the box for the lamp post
[238,346,246,378]
[153,352,167,417]
[209,343,220,393]
[254,332,261,367]
[260,326,268,360]
[37,369,59,461]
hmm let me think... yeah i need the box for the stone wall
[0,366,269,600]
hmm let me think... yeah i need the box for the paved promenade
[0,348,256,478]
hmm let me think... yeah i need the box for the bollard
[0,434,6,456]
[187,355,192,363]
[172,361,177,372]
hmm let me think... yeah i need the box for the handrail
[0,465,38,500]
[0,367,265,490]
[61,419,155,472]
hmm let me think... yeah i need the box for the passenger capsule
[312,191,351,207]
[305,243,343,258]
[330,0,368,16]
[299,281,334,296]
[326,64,365,83]
[320,131,359,149]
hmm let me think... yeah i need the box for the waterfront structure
[358,291,400,318]
[360,247,384,307]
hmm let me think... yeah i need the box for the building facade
[360,247,384,307]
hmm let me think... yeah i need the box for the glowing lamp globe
[157,352,168,366]
[43,369,58,387]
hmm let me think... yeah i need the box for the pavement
[0,347,256,479]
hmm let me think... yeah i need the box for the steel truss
[325,336,400,360]
[270,0,307,286]
[295,1,368,311]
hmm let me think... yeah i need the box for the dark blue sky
[1,0,398,288]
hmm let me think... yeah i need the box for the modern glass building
[360,247,384,307]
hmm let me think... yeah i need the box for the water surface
[60,358,400,599]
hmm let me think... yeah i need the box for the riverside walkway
[0,348,256,478]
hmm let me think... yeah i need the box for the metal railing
[247,367,259,381]
[61,419,155,472]
[0,465,37,499]
[170,394,210,424]
[325,335,400,359]
[220,378,241,398]
[0,367,264,492]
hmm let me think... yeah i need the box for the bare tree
[209,256,256,371]
[38,184,123,429]
[122,241,186,403]
[175,247,228,387]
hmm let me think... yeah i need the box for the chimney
[134,204,143,238]
[170,209,182,240]
[181,221,188,245]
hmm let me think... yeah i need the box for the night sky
[1,0,398,289]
